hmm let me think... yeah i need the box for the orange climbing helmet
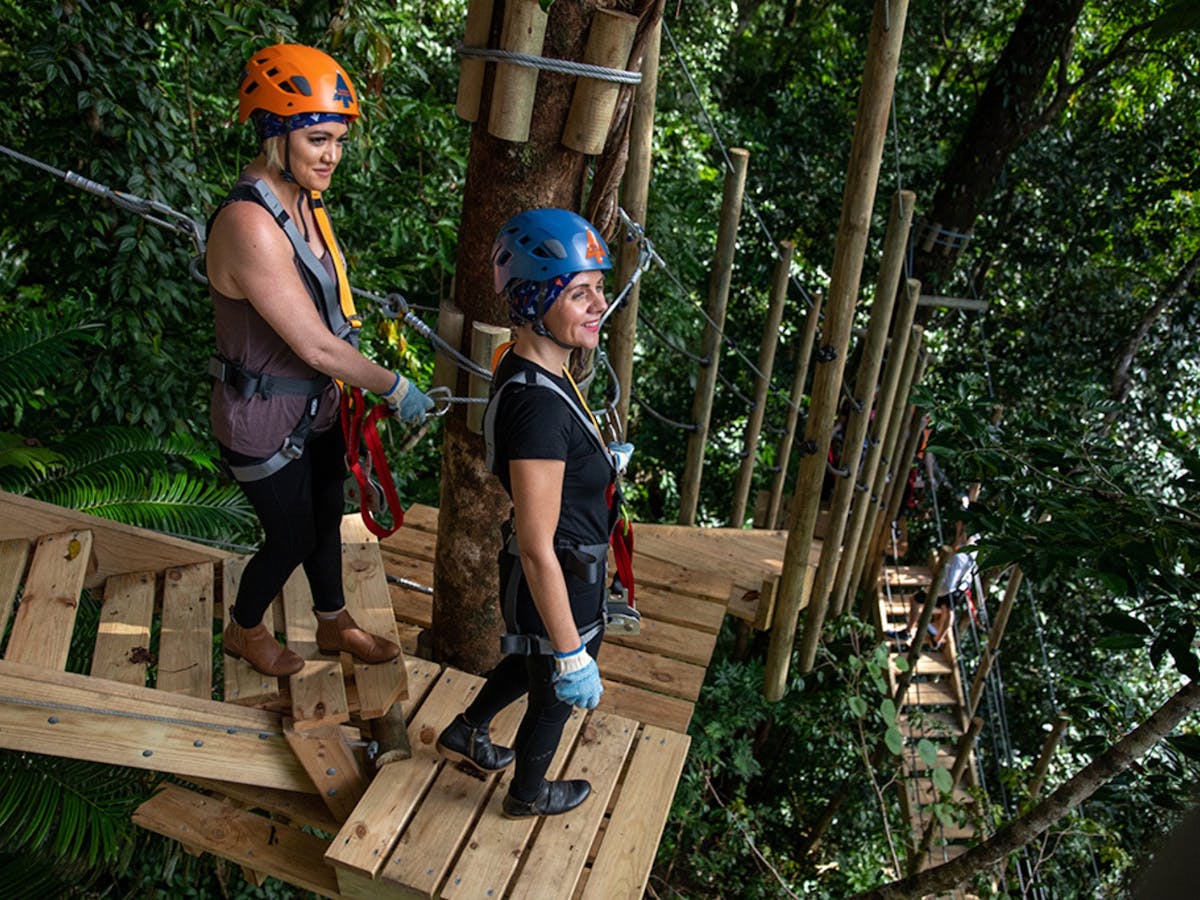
[237,43,359,125]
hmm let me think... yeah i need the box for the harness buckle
[280,434,305,460]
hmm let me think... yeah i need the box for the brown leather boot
[315,609,401,664]
[223,621,305,677]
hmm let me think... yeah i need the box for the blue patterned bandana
[508,272,578,323]
[255,111,351,140]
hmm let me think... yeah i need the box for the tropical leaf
[0,308,99,412]
[0,432,64,476]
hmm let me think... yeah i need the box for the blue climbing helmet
[492,208,612,324]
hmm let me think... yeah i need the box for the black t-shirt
[492,351,614,547]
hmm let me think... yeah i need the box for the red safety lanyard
[341,385,405,538]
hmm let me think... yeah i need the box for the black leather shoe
[502,779,592,818]
[436,714,515,774]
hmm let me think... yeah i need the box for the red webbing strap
[341,386,405,538]
[606,482,636,608]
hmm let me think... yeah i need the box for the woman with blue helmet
[436,208,626,818]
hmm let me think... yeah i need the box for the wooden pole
[608,16,661,432]
[487,0,548,143]
[966,567,1023,717]
[763,0,912,700]
[767,288,823,529]
[562,10,639,154]
[795,193,914,671]
[455,0,496,122]
[1026,714,1071,805]
[430,298,466,394]
[677,147,750,525]
[828,279,921,618]
[466,323,510,434]
[730,241,794,527]
[851,338,927,610]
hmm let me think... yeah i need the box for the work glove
[552,644,603,709]
[382,372,434,425]
[608,441,634,474]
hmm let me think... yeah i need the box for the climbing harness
[483,346,640,651]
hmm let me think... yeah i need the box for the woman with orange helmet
[207,43,431,677]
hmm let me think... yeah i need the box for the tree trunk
[432,0,654,671]
[852,678,1200,899]
[911,0,1086,296]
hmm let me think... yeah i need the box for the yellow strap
[563,366,605,443]
[310,191,360,329]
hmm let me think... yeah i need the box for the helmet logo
[585,228,607,265]
[333,73,355,110]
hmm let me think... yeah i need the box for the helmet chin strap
[532,319,579,352]
[278,132,312,242]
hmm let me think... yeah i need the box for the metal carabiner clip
[426,385,454,418]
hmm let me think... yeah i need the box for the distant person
[436,209,631,818]
[208,44,431,676]
[894,523,978,652]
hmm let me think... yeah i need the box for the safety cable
[629,391,697,432]
[456,43,642,84]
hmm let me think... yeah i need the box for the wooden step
[903,680,959,707]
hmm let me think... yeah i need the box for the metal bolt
[142,750,153,757]
[326,767,337,776]
[47,716,58,724]
[194,740,204,748]
[327,789,337,797]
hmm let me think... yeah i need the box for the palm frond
[0,432,64,479]
[34,426,221,481]
[31,469,255,541]
[0,309,100,411]
[0,750,156,869]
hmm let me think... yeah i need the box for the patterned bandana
[256,111,351,140]
[508,272,578,323]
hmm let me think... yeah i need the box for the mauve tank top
[209,225,340,459]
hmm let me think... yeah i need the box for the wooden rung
[439,708,586,900]
[185,776,342,835]
[5,529,93,670]
[602,614,717,666]
[598,678,693,734]
[506,711,638,900]
[133,783,339,897]
[340,540,407,720]
[597,642,706,702]
[156,562,214,698]
[284,720,366,823]
[221,558,280,706]
[903,680,958,707]
[91,570,156,685]
[325,667,481,880]
[0,538,31,638]
[581,725,691,899]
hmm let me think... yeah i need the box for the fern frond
[0,309,100,410]
[0,432,64,482]
[31,468,255,540]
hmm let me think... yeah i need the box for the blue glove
[552,644,603,709]
[382,373,434,425]
[608,441,634,474]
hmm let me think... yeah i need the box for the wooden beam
[284,719,367,823]
[0,660,315,792]
[155,562,214,698]
[133,783,339,898]
[0,538,30,636]
[91,570,156,686]
[917,294,988,312]
[5,529,93,670]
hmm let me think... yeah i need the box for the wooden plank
[379,524,438,564]
[597,642,706,702]
[5,529,93,670]
[582,725,691,900]
[325,667,480,879]
[133,783,339,898]
[628,583,726,634]
[389,581,433,628]
[284,720,366,822]
[441,708,587,900]
[281,569,351,729]
[905,680,959,707]
[397,504,440,534]
[91,570,156,685]
[380,692,528,896]
[0,491,228,590]
[156,562,214,698]
[507,711,637,900]
[599,679,693,734]
[602,614,716,666]
[221,558,280,706]
[341,540,407,719]
[630,553,733,604]
[186,777,342,835]
[0,660,314,792]
[0,538,31,636]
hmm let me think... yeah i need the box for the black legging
[463,628,605,801]
[222,427,347,628]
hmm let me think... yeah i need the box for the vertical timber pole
[730,241,794,527]
[829,278,921,617]
[678,147,750,525]
[795,192,914,671]
[763,0,911,701]
[768,288,823,529]
[966,566,1023,718]
[854,342,929,608]
[608,16,661,431]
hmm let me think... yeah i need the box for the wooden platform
[0,491,793,897]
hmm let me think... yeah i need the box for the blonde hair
[262,135,287,172]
